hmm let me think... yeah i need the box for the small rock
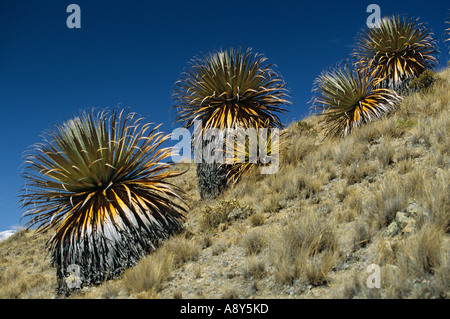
[395,211,417,235]
[395,212,409,227]
[386,221,399,236]
[402,221,416,234]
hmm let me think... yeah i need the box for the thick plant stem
[196,162,230,200]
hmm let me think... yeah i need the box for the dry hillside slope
[1,68,449,299]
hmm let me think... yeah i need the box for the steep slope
[1,68,448,299]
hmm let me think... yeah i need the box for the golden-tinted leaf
[172,47,290,132]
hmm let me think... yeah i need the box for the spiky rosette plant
[173,47,290,199]
[312,64,401,138]
[19,108,187,295]
[353,15,438,93]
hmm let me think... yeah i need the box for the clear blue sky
[0,0,448,232]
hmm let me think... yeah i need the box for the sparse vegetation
[199,199,253,231]
[3,40,449,300]
[271,208,339,286]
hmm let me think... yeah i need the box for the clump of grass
[271,209,339,285]
[352,221,371,249]
[296,174,323,199]
[199,199,253,231]
[92,281,122,299]
[398,157,415,174]
[396,118,417,130]
[419,169,450,232]
[411,118,433,146]
[353,123,382,144]
[282,135,316,166]
[221,285,240,299]
[341,161,378,185]
[248,212,266,226]
[334,138,367,167]
[396,71,449,119]
[378,116,404,139]
[373,224,449,298]
[303,249,340,286]
[366,173,409,229]
[162,235,201,267]
[244,256,266,279]
[242,229,267,256]
[344,188,365,216]
[121,233,200,296]
[260,191,283,214]
[336,180,350,202]
[282,121,317,166]
[375,141,395,167]
[398,224,445,276]
[122,249,174,295]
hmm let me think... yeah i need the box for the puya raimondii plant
[172,47,290,199]
[353,15,438,94]
[20,108,187,295]
[312,63,401,138]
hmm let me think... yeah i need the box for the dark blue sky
[0,0,448,231]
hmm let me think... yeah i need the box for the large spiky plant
[312,64,401,138]
[353,15,438,93]
[19,108,187,294]
[173,48,289,199]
